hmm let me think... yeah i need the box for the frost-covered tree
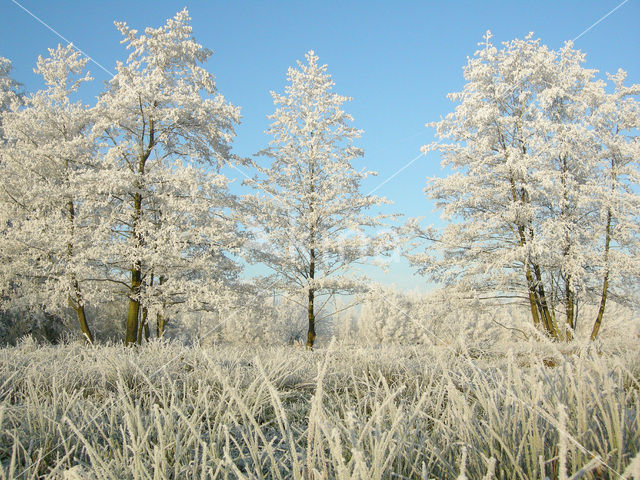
[587,70,640,340]
[409,33,640,341]
[0,57,22,329]
[245,51,391,349]
[93,10,242,344]
[0,57,21,139]
[0,45,99,342]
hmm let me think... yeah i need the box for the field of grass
[0,337,639,479]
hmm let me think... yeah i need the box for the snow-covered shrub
[172,293,327,346]
[356,285,428,343]
[0,306,67,345]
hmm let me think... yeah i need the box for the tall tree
[587,70,640,340]
[93,9,242,344]
[245,51,391,349]
[408,32,640,340]
[0,45,98,342]
[0,57,22,319]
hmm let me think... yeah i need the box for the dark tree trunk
[72,299,94,344]
[157,312,165,338]
[66,198,94,344]
[306,246,316,350]
[126,116,154,345]
[565,276,575,341]
[532,262,558,339]
[137,306,148,345]
[592,209,612,341]
[125,263,142,346]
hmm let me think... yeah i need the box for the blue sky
[1,0,638,291]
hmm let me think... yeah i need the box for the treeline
[1,13,638,347]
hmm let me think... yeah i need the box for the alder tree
[93,10,243,344]
[0,45,99,342]
[245,51,392,349]
[409,33,640,340]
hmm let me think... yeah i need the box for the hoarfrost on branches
[244,51,394,348]
[410,32,640,341]
[93,9,243,344]
[0,45,99,341]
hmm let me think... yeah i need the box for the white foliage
[244,51,393,343]
[0,45,101,320]
[0,56,21,137]
[92,9,243,334]
[410,32,640,338]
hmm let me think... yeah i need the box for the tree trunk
[66,198,94,343]
[137,273,154,344]
[510,176,555,338]
[156,276,167,338]
[560,155,574,342]
[591,209,612,341]
[307,288,316,350]
[76,304,93,343]
[126,192,143,346]
[532,262,558,339]
[126,264,142,346]
[157,312,165,338]
[137,306,148,345]
[306,155,317,350]
[591,271,609,341]
[565,276,575,342]
[306,247,316,350]
[525,267,541,329]
[69,295,93,344]
[126,116,153,345]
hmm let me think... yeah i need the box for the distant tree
[408,32,640,340]
[244,51,391,349]
[0,45,98,342]
[93,9,243,345]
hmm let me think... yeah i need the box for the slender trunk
[565,276,575,341]
[514,222,549,336]
[126,262,142,345]
[591,271,609,341]
[532,262,558,339]
[510,175,548,335]
[306,247,316,350]
[126,115,154,345]
[591,209,612,341]
[75,303,93,344]
[66,198,94,343]
[561,155,574,342]
[126,190,143,346]
[525,267,541,329]
[68,281,94,344]
[137,273,154,344]
[156,275,166,338]
[137,306,148,345]
[156,312,164,338]
[306,151,317,350]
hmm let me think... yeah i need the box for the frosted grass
[0,337,638,479]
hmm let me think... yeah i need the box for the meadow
[1,335,638,479]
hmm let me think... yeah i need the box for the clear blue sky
[1,0,638,291]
